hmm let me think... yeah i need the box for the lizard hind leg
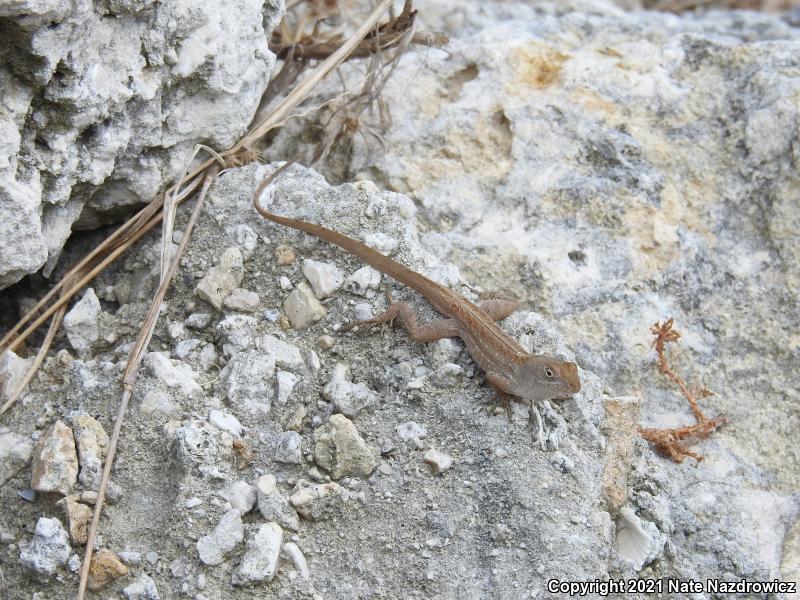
[477,298,520,322]
[340,288,400,333]
[340,287,461,342]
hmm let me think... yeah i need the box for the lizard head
[512,356,581,402]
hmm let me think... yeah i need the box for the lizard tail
[253,164,444,301]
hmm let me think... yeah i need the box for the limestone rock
[173,420,233,468]
[231,522,283,586]
[323,363,377,418]
[274,431,302,465]
[195,247,244,310]
[220,349,276,413]
[282,542,310,579]
[423,448,454,475]
[19,517,71,578]
[313,414,377,480]
[145,352,202,398]
[257,474,300,532]
[223,288,260,312]
[0,428,34,487]
[122,574,160,600]
[208,409,244,439]
[302,259,344,299]
[343,266,381,296]
[0,0,281,289]
[259,335,305,371]
[72,414,109,490]
[196,509,244,566]
[284,282,326,329]
[289,480,349,521]
[0,350,34,399]
[275,370,298,405]
[31,420,78,495]
[218,480,257,514]
[63,288,101,354]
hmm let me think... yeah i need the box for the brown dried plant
[232,438,254,470]
[639,318,727,463]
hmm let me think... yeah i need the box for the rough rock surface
[313,414,378,480]
[72,414,110,490]
[1,1,799,598]
[18,517,71,578]
[0,0,282,289]
[87,548,129,591]
[30,419,78,495]
[0,427,34,486]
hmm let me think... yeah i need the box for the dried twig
[0,303,66,416]
[639,318,727,463]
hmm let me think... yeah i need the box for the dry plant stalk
[232,438,254,469]
[639,318,727,463]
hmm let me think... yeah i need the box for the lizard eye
[544,367,555,378]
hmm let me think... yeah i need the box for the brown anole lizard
[254,163,581,406]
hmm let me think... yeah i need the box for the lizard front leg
[485,371,517,422]
[341,288,461,342]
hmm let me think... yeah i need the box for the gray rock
[0,0,281,289]
[343,266,382,296]
[62,288,101,353]
[259,335,305,371]
[173,420,233,468]
[274,431,302,465]
[185,313,212,329]
[323,363,377,418]
[289,480,349,522]
[196,509,244,566]
[216,314,258,354]
[140,390,180,416]
[396,421,427,442]
[231,522,283,586]
[144,352,202,397]
[615,506,666,571]
[423,448,453,475]
[31,420,78,495]
[195,247,244,310]
[220,349,276,413]
[283,282,326,329]
[302,259,344,299]
[218,480,256,513]
[19,517,71,578]
[122,574,160,600]
[224,288,260,312]
[313,414,377,480]
[353,302,374,321]
[0,350,33,399]
[275,370,298,405]
[0,428,34,487]
[208,409,244,438]
[257,474,300,532]
[72,414,109,490]
[282,542,310,579]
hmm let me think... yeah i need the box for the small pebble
[318,335,336,350]
[423,449,454,475]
